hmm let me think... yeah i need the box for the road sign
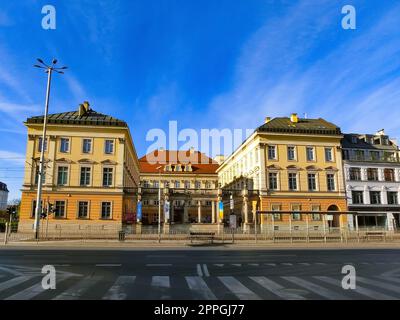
[137,201,142,222]
[229,214,237,229]
[230,195,234,210]
[164,201,170,220]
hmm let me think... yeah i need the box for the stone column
[242,188,250,233]
[183,200,189,223]
[211,200,216,224]
[363,186,370,204]
[197,200,202,223]
[381,186,388,204]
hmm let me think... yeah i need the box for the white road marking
[249,276,306,300]
[378,276,400,285]
[315,276,396,300]
[146,264,172,267]
[0,266,23,276]
[203,264,210,277]
[282,263,293,266]
[0,276,34,292]
[197,264,203,277]
[95,264,121,267]
[218,276,261,300]
[283,276,347,300]
[102,276,136,300]
[53,264,71,267]
[315,263,326,265]
[185,276,217,300]
[53,276,102,300]
[151,276,170,288]
[356,277,400,295]
[5,274,73,300]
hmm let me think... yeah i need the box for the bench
[189,232,215,244]
[365,231,386,241]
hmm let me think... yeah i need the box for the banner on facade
[164,201,170,221]
[137,201,142,222]
[218,201,224,220]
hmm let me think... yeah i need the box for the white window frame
[82,138,93,154]
[59,137,70,153]
[80,165,92,187]
[77,200,90,219]
[100,201,113,220]
[104,139,115,155]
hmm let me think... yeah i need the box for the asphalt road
[0,247,400,300]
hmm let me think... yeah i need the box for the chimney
[376,129,385,136]
[189,147,195,154]
[290,113,298,123]
[264,117,271,124]
[78,101,91,116]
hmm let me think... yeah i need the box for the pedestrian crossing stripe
[0,274,399,300]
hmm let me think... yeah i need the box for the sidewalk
[1,239,400,250]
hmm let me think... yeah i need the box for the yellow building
[217,114,348,232]
[19,102,140,233]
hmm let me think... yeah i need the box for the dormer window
[351,136,358,144]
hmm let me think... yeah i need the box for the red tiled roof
[139,150,219,174]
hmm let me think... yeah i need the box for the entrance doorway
[327,205,340,228]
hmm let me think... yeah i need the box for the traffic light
[48,203,55,214]
[41,212,47,219]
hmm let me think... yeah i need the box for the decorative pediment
[267,164,282,170]
[101,159,118,165]
[286,165,301,170]
[325,166,339,171]
[78,158,97,164]
[305,165,321,171]
[55,158,73,164]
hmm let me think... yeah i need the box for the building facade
[342,131,400,230]
[19,102,140,233]
[138,149,219,225]
[0,182,9,211]
[217,114,348,232]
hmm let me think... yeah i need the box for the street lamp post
[33,59,67,240]
[156,166,162,243]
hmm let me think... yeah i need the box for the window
[355,150,365,161]
[352,191,364,204]
[175,181,180,188]
[82,139,92,153]
[268,172,278,190]
[388,192,398,205]
[311,205,321,221]
[349,167,361,181]
[291,205,301,220]
[78,201,89,219]
[307,173,317,191]
[101,202,112,219]
[288,173,297,190]
[102,167,113,187]
[306,147,315,161]
[195,181,201,189]
[60,138,70,153]
[154,200,159,206]
[205,182,211,189]
[272,204,281,220]
[80,167,91,186]
[153,181,159,188]
[325,148,333,162]
[206,201,212,206]
[384,169,395,182]
[287,146,296,161]
[268,146,276,160]
[105,140,114,154]
[143,200,149,206]
[54,201,66,218]
[143,180,150,188]
[370,151,380,161]
[184,181,190,189]
[370,191,381,205]
[38,137,47,152]
[327,174,335,191]
[57,166,68,186]
[367,168,379,181]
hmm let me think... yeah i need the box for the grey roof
[0,182,8,192]
[257,117,341,135]
[342,133,398,151]
[25,109,127,127]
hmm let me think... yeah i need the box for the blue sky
[0,0,399,200]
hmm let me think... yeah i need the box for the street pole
[33,59,67,240]
[157,166,162,243]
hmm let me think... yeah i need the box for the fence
[2,223,400,244]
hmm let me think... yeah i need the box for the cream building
[19,102,140,233]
